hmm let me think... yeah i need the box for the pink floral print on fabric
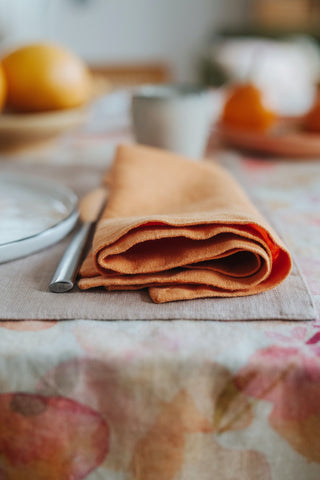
[234,326,320,463]
[0,393,109,480]
[130,390,212,480]
[36,358,166,472]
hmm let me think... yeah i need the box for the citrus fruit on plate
[221,84,277,132]
[2,43,92,113]
[0,64,7,112]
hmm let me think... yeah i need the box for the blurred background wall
[0,0,247,81]
[1,0,320,112]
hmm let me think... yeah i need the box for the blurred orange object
[0,64,7,112]
[221,84,277,132]
[2,43,92,113]
[304,97,320,132]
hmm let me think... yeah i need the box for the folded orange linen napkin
[78,144,292,303]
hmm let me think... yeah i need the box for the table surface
[1,91,320,480]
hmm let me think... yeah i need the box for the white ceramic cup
[131,84,212,159]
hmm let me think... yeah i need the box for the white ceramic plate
[0,173,78,263]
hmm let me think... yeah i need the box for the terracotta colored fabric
[78,144,292,303]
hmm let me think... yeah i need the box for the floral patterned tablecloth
[0,92,320,480]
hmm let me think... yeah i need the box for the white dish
[0,173,78,263]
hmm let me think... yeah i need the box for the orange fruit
[221,83,277,132]
[0,64,7,112]
[2,43,92,112]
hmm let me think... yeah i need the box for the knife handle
[49,221,92,293]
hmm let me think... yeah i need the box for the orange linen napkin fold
[78,144,292,303]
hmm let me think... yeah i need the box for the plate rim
[0,172,78,262]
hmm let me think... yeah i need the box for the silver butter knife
[49,187,107,293]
